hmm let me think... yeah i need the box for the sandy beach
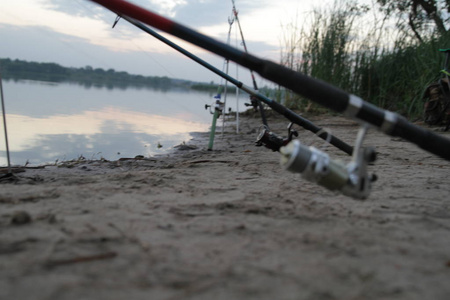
[1,112,449,300]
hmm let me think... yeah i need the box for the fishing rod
[88,0,450,162]
[230,0,268,128]
[89,0,450,199]
[206,91,223,150]
[231,0,256,90]
[116,15,353,155]
[220,15,234,137]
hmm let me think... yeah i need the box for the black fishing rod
[117,15,353,155]
[89,0,450,161]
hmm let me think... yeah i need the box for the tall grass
[279,0,449,119]
[363,33,449,118]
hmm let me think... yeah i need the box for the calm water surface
[0,80,246,166]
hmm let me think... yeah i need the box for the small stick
[184,159,233,164]
[45,251,117,268]
[0,67,11,174]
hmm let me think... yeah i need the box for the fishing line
[75,0,178,78]
[88,0,450,199]
[220,14,236,137]
[311,128,333,151]
[231,0,268,128]
[110,16,214,116]
[119,16,353,155]
[79,0,240,119]
[234,21,241,133]
[76,1,213,122]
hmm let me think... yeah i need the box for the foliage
[279,0,449,119]
[375,0,449,42]
[280,0,370,112]
[362,32,450,116]
[0,59,69,83]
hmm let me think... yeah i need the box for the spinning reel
[255,123,298,152]
[279,125,377,199]
[244,95,260,111]
[205,94,224,115]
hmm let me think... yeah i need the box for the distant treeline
[190,82,238,94]
[0,58,215,91]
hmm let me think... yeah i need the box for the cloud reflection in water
[1,107,209,166]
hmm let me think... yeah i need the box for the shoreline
[0,111,258,174]
[1,113,449,300]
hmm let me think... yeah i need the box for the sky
[0,0,335,84]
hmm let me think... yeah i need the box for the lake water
[0,80,247,166]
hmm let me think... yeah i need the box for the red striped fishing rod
[116,15,353,155]
[89,0,449,162]
[89,0,449,198]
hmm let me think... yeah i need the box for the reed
[363,33,449,118]
[279,0,449,119]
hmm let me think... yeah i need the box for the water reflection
[1,107,208,165]
[1,80,244,166]
[8,129,191,165]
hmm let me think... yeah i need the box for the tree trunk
[414,0,448,35]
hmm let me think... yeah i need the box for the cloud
[1,0,281,84]
[46,0,189,20]
[44,0,103,17]
[148,0,188,17]
[45,0,263,28]
[0,23,226,81]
